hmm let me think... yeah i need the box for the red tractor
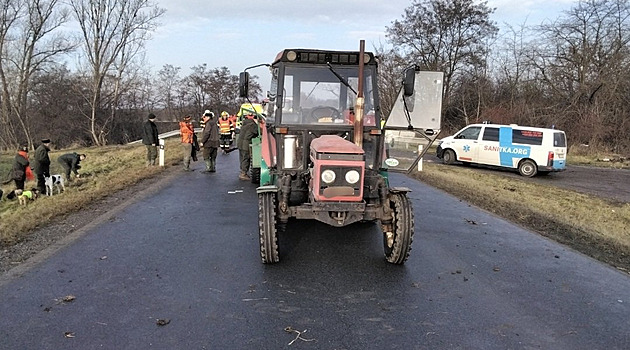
[239,43,443,264]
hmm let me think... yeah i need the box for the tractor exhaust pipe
[353,40,365,148]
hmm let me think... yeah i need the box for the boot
[203,160,212,172]
[239,171,251,181]
[210,159,216,172]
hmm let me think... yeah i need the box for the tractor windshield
[279,65,377,126]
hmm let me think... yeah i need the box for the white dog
[45,174,65,196]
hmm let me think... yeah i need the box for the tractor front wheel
[383,193,414,264]
[258,192,279,263]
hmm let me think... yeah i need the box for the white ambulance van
[436,123,567,177]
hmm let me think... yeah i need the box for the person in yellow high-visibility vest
[218,111,235,154]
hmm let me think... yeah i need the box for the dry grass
[0,139,182,245]
[414,163,630,271]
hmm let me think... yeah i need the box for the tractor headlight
[345,170,360,184]
[321,169,336,184]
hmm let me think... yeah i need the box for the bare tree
[0,0,71,150]
[155,64,181,120]
[387,0,498,103]
[70,0,164,146]
[529,0,630,149]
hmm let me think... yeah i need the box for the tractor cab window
[280,65,376,126]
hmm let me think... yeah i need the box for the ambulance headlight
[345,170,360,184]
[321,169,336,184]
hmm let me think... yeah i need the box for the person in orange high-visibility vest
[218,111,235,154]
[179,115,195,171]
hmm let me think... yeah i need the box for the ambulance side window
[482,127,499,141]
[457,126,482,140]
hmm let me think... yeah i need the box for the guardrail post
[418,145,423,172]
[159,138,165,167]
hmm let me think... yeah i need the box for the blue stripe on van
[499,127,531,167]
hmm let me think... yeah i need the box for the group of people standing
[148,109,258,180]
[2,139,86,200]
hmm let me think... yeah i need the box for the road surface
[1,154,629,349]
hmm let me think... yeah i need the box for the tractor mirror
[403,67,416,97]
[239,72,250,98]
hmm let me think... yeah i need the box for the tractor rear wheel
[258,192,279,263]
[383,193,414,264]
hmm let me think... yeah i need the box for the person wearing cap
[179,115,195,171]
[32,139,51,194]
[142,113,159,166]
[199,110,219,172]
[237,112,259,181]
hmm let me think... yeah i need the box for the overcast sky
[144,0,578,88]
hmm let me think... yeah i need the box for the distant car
[436,123,567,177]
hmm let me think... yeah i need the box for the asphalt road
[1,154,629,349]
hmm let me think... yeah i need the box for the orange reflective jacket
[218,118,234,134]
[179,121,194,143]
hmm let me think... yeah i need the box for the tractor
[239,42,443,264]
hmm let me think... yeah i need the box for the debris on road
[284,326,315,345]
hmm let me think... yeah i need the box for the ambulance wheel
[518,159,538,177]
[258,192,279,263]
[251,168,260,184]
[383,193,414,264]
[443,149,456,165]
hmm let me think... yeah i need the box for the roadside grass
[0,139,181,245]
[414,162,630,272]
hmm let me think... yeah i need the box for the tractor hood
[310,135,365,155]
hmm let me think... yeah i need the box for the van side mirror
[403,67,416,97]
[239,72,250,98]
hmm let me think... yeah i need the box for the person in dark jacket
[32,139,51,194]
[142,113,159,166]
[58,153,86,181]
[237,113,259,181]
[199,110,220,172]
[5,146,34,191]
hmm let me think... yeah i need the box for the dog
[45,174,65,196]
[16,188,38,205]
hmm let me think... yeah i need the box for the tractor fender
[389,186,412,194]
[257,185,279,194]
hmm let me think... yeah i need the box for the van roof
[469,123,565,133]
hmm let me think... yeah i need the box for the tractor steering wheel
[307,106,341,123]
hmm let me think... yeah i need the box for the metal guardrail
[128,128,203,145]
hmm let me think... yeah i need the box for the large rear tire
[258,192,279,263]
[383,193,414,264]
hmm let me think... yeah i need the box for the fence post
[159,138,165,167]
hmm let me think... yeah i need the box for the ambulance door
[477,126,500,165]
[450,126,482,163]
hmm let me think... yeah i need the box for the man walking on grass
[142,113,159,166]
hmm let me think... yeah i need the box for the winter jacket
[142,119,159,145]
[32,144,51,175]
[200,116,220,149]
[237,118,259,150]
[12,151,34,182]
[58,153,83,175]
[179,121,194,144]
[218,117,235,134]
